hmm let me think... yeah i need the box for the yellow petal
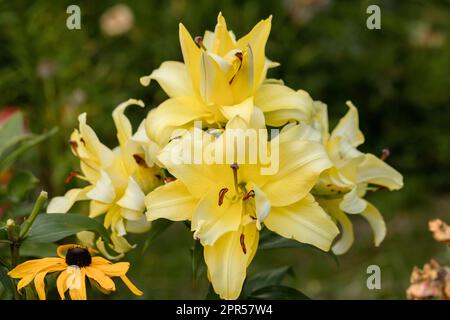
[9,258,64,278]
[85,266,116,292]
[255,84,313,117]
[86,170,116,204]
[47,187,91,213]
[179,23,201,92]
[319,199,354,255]
[264,194,339,251]
[140,61,192,98]
[89,200,111,218]
[356,153,403,190]
[112,99,145,147]
[78,113,114,167]
[339,187,367,214]
[361,202,386,246]
[120,275,143,296]
[247,182,271,225]
[220,97,254,124]
[200,51,233,105]
[330,101,365,147]
[145,180,197,222]
[125,216,151,234]
[204,223,258,300]
[145,96,210,145]
[230,45,254,101]
[236,16,272,88]
[94,261,129,277]
[56,270,70,300]
[192,191,242,246]
[117,176,145,212]
[212,13,236,56]
[34,265,66,300]
[68,268,87,300]
[262,140,332,207]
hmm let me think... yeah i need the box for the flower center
[65,247,92,267]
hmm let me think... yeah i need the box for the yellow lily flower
[285,101,404,254]
[141,14,316,146]
[47,99,162,256]
[8,244,142,300]
[145,116,338,299]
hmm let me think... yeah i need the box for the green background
[1,0,449,299]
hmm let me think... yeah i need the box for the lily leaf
[142,219,173,253]
[248,285,310,300]
[20,242,58,258]
[0,266,15,296]
[191,239,206,284]
[241,266,294,298]
[0,127,58,174]
[259,228,339,267]
[23,213,111,244]
[6,170,39,203]
[0,111,28,157]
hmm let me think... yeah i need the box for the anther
[381,148,390,161]
[218,188,229,206]
[194,36,206,50]
[240,233,247,254]
[133,154,148,167]
[64,171,81,184]
[243,190,255,200]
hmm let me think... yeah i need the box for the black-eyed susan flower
[8,244,143,300]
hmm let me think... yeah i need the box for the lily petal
[145,180,197,222]
[361,202,386,246]
[204,223,258,300]
[356,153,404,190]
[264,194,339,251]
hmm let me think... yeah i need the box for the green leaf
[259,228,339,267]
[0,266,15,296]
[0,255,10,269]
[23,213,111,244]
[191,239,206,284]
[142,219,173,253]
[6,170,39,203]
[248,285,310,300]
[24,285,38,300]
[0,112,28,157]
[241,266,294,298]
[0,127,58,174]
[20,242,58,258]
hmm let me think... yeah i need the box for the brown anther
[218,188,229,206]
[194,36,206,50]
[230,163,239,170]
[164,177,177,184]
[381,148,390,161]
[133,154,148,168]
[64,171,80,184]
[240,233,247,254]
[69,140,78,150]
[243,190,255,200]
[235,51,243,61]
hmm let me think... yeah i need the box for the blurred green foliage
[0,0,449,299]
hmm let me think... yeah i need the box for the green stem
[6,219,21,300]
[19,191,48,239]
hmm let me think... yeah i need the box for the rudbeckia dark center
[65,247,92,267]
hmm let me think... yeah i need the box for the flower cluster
[47,13,403,299]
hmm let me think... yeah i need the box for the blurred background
[0,0,449,299]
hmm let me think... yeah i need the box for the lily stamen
[243,190,255,200]
[381,148,390,161]
[218,187,229,206]
[230,163,240,194]
[240,233,247,254]
[194,36,207,50]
